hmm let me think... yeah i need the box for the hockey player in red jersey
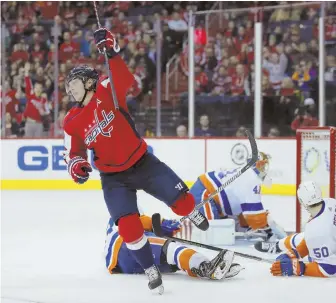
[63,28,208,294]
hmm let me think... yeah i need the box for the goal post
[296,127,336,232]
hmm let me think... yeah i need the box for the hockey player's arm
[24,63,33,98]
[94,28,135,107]
[63,129,92,184]
[140,215,181,236]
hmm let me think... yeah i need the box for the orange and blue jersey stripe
[199,171,232,216]
[105,229,123,273]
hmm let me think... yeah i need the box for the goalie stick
[152,213,273,264]
[93,1,119,110]
[180,129,259,224]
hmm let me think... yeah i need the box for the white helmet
[297,181,323,207]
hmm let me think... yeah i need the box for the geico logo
[17,145,154,171]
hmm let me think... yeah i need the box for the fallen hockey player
[104,214,243,281]
[256,181,336,278]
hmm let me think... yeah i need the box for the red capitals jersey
[24,77,48,122]
[63,55,147,173]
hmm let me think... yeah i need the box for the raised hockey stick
[180,129,259,224]
[93,1,119,110]
[152,213,273,264]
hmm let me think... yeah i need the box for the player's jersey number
[313,247,329,258]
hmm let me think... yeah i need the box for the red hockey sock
[118,213,154,270]
[171,192,195,216]
[118,213,144,243]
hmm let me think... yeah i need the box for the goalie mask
[251,152,272,186]
[65,65,99,106]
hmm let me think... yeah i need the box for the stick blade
[152,213,164,237]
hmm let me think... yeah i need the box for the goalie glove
[93,28,120,58]
[68,156,92,184]
[270,252,305,276]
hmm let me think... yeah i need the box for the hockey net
[296,127,336,232]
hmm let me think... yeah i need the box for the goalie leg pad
[170,192,195,216]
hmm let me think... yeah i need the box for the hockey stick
[152,213,273,264]
[93,1,119,110]
[180,129,259,224]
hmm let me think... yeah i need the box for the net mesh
[298,128,335,231]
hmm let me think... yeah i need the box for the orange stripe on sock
[178,248,197,277]
[108,236,123,274]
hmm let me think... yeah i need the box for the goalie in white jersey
[268,181,336,277]
[189,152,286,241]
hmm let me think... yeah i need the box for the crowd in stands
[177,2,336,136]
[1,1,336,138]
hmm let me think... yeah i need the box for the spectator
[212,66,230,95]
[59,31,79,62]
[194,65,209,94]
[176,124,187,137]
[195,114,217,137]
[194,23,207,46]
[263,48,288,91]
[280,77,295,97]
[292,61,311,96]
[291,102,319,131]
[235,126,247,137]
[200,47,218,73]
[231,64,250,96]
[268,127,280,138]
[23,62,50,137]
[168,12,188,32]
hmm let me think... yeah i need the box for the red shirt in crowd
[195,72,209,93]
[231,73,246,95]
[36,1,59,19]
[63,55,147,173]
[326,22,336,40]
[23,76,48,122]
[10,50,29,62]
[3,89,23,123]
[291,116,319,131]
[59,41,80,62]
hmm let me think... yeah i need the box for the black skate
[144,265,164,295]
[188,209,209,231]
[191,250,234,280]
[254,240,282,254]
[224,263,244,279]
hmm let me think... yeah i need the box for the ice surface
[1,191,332,303]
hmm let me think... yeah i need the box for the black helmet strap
[77,77,92,107]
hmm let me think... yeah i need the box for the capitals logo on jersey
[84,109,115,145]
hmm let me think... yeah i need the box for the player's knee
[118,213,144,243]
[171,192,195,216]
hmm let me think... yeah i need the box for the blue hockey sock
[126,235,155,270]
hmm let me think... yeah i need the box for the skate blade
[155,285,164,295]
[224,264,245,279]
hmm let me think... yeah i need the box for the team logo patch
[84,109,115,145]
[230,143,248,165]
